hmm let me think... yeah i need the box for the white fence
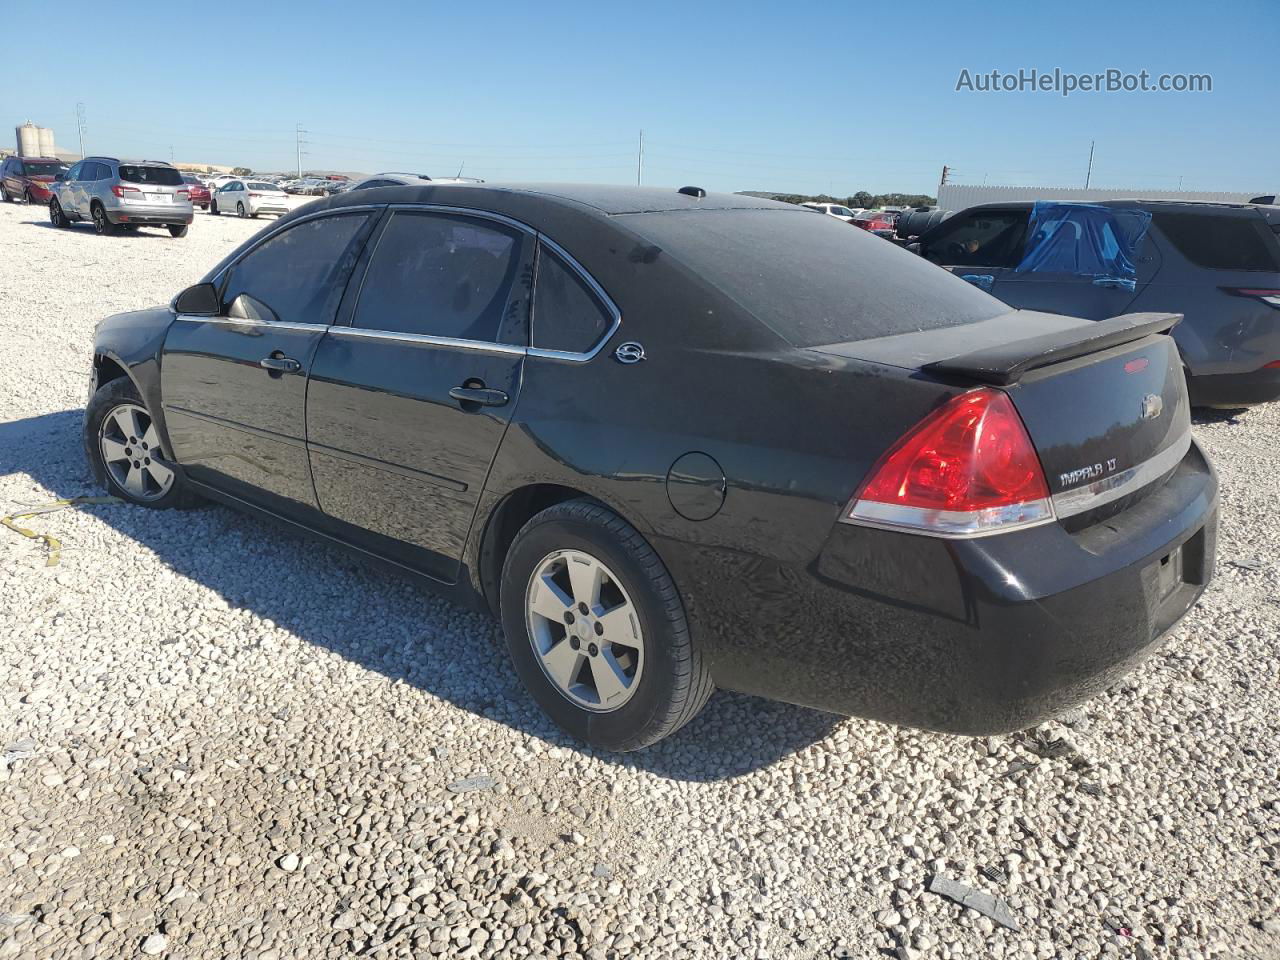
[937,184,1259,211]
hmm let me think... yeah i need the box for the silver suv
[49,157,193,238]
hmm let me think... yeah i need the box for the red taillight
[248,192,262,197]
[111,184,139,198]
[176,188,189,197]
[1264,360,1280,369]
[845,388,1054,537]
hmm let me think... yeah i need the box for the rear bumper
[660,441,1218,735]
[106,205,193,226]
[1187,367,1280,407]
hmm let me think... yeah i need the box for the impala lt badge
[1141,393,1163,420]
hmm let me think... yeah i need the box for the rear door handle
[259,355,301,373]
[449,386,509,407]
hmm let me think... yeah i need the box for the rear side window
[923,209,1028,267]
[353,211,527,344]
[532,248,614,353]
[627,208,1007,347]
[119,165,183,186]
[221,213,370,325]
[1153,212,1280,272]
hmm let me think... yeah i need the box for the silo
[37,126,56,157]
[16,122,40,157]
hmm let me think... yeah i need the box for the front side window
[353,211,527,343]
[65,162,84,181]
[532,247,614,354]
[924,210,1028,267]
[221,213,370,325]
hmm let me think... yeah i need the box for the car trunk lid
[817,310,1191,526]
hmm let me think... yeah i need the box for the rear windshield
[626,208,1006,347]
[247,182,279,191]
[118,165,183,186]
[1153,212,1280,272]
[21,161,64,176]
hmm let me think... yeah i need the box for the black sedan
[84,184,1218,750]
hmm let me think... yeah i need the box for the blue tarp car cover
[1014,202,1152,278]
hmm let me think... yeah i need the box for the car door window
[924,210,1028,267]
[65,162,84,181]
[352,211,528,344]
[532,247,615,354]
[220,213,371,326]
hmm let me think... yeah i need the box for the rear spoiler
[923,313,1181,386]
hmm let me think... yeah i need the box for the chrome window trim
[173,315,329,333]
[1052,430,1192,519]
[527,234,622,363]
[325,326,526,356]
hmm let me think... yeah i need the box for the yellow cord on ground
[0,497,123,566]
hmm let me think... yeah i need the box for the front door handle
[259,354,301,373]
[449,386,509,407]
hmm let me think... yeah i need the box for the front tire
[210,199,220,216]
[499,499,713,751]
[25,188,37,205]
[84,377,199,509]
[49,198,68,228]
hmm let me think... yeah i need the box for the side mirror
[173,282,220,316]
[54,173,65,181]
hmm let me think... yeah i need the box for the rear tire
[236,201,247,218]
[499,499,714,751]
[83,377,200,510]
[168,224,188,238]
[49,198,68,228]
[91,203,114,236]
[1,185,11,202]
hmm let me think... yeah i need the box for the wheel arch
[475,482,647,616]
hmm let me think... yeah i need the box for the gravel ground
[1,197,1278,960]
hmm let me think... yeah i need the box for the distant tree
[852,191,874,208]
[231,166,253,176]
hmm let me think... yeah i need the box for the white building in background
[938,183,1258,210]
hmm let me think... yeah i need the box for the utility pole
[1084,140,1095,189]
[636,130,644,186]
[295,124,309,178]
[938,164,950,200]
[75,102,87,159]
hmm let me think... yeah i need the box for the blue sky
[8,0,1275,196]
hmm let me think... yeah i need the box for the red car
[1,155,67,205]
[851,210,897,237]
[181,174,211,209]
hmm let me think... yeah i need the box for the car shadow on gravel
[0,410,841,780]
[20,218,177,239]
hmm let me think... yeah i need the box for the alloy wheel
[525,549,644,712]
[92,206,108,234]
[98,403,175,501]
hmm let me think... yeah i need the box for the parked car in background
[915,200,1280,406]
[1,156,68,205]
[802,202,862,222]
[49,157,193,237]
[83,183,1216,750]
[181,174,211,210]
[852,210,897,237]
[344,172,485,192]
[210,180,289,218]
